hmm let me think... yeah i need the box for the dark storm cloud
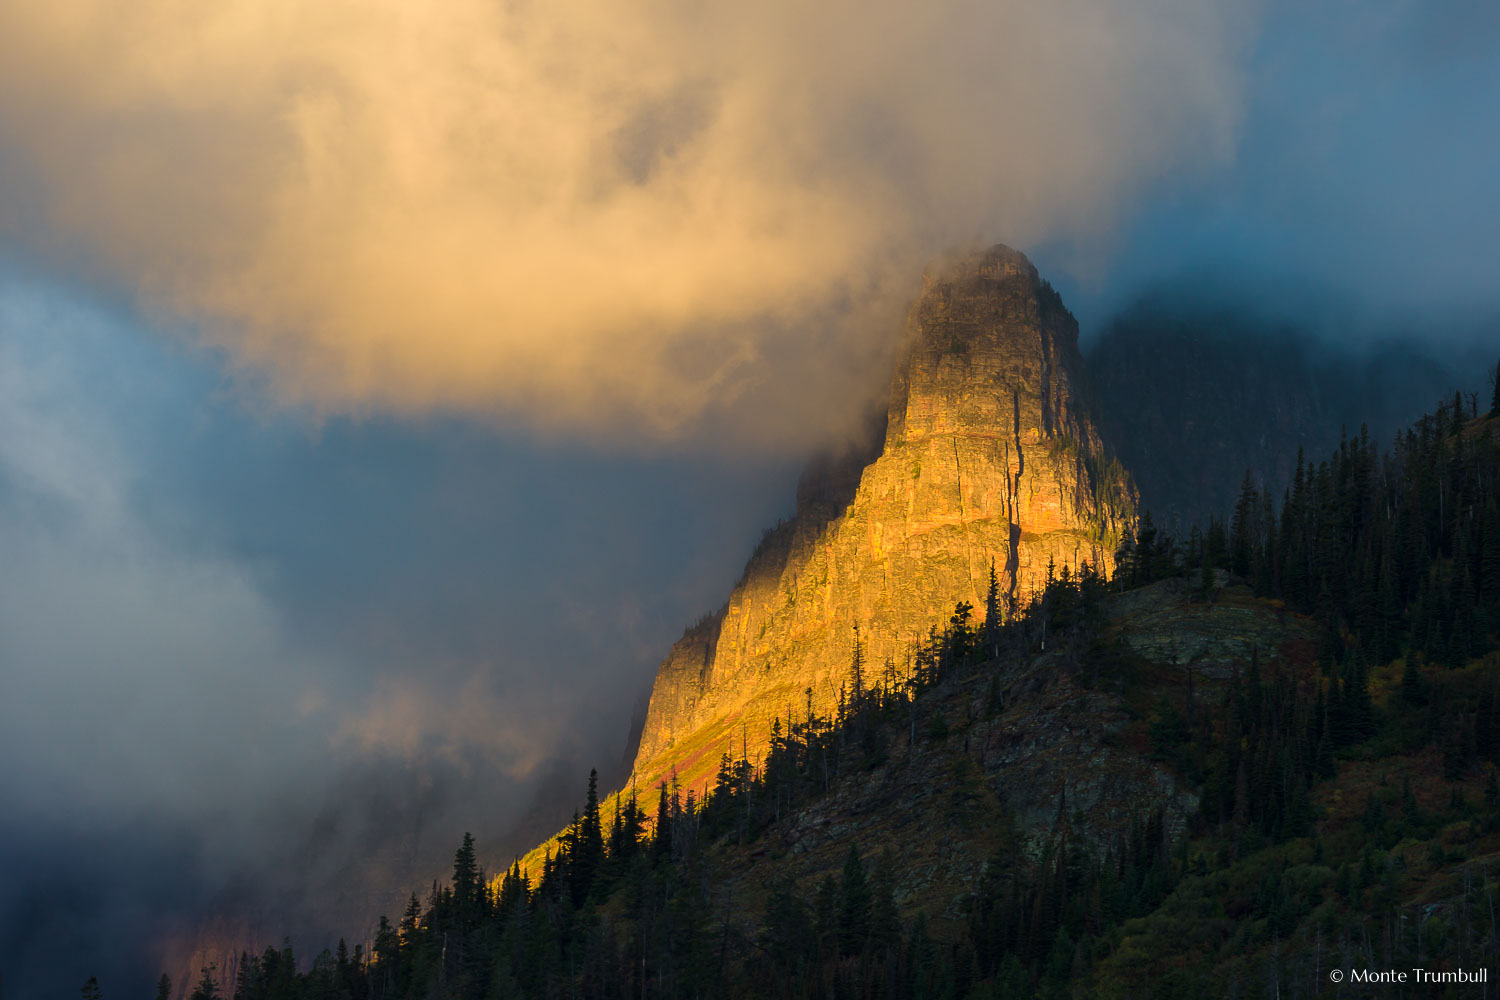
[0,283,797,991]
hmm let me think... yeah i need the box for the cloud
[0,0,1248,444]
[0,292,337,836]
[0,285,655,988]
[0,280,815,989]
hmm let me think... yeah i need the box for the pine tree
[760,879,815,973]
[983,558,1002,658]
[575,768,605,901]
[232,950,261,1000]
[651,780,673,862]
[398,891,422,949]
[870,850,901,955]
[452,831,481,921]
[947,601,975,665]
[188,966,220,1000]
[80,976,102,1000]
[1114,526,1137,590]
[1231,470,1258,577]
[838,843,872,955]
[155,975,171,1000]
[813,875,839,959]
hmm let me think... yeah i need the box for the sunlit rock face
[631,246,1136,794]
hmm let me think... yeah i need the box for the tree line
[111,369,1500,999]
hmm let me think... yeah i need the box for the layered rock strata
[632,245,1136,793]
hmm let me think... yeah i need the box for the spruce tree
[982,558,1002,658]
[870,850,901,955]
[760,879,815,973]
[154,975,171,1000]
[1113,526,1137,590]
[838,844,872,956]
[576,768,605,899]
[451,831,481,921]
[398,891,422,948]
[188,966,220,1000]
[1230,471,1257,577]
[651,781,673,862]
[232,951,260,1000]
[813,875,839,958]
[621,790,644,856]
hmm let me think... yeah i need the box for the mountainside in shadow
[1087,295,1482,532]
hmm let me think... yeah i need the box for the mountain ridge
[628,244,1136,802]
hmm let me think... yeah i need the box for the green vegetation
[147,380,1500,999]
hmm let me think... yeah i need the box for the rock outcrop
[631,246,1136,794]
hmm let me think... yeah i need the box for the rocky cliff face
[630,246,1137,794]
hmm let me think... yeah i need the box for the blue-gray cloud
[1037,0,1500,332]
[0,281,799,991]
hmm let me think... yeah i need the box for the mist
[0,0,1247,444]
[1,0,1498,994]
[0,284,798,993]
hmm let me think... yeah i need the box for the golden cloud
[0,0,1247,446]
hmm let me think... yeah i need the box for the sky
[1,0,1497,993]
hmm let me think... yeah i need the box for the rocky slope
[705,573,1320,926]
[631,246,1136,797]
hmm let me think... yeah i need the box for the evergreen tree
[651,780,673,862]
[838,843,872,956]
[452,831,481,921]
[155,975,171,1000]
[870,850,902,955]
[1230,470,1258,577]
[760,879,815,974]
[1114,526,1137,590]
[813,875,839,958]
[983,558,1002,658]
[231,950,261,1000]
[574,769,605,901]
[80,976,102,1000]
[188,966,220,1000]
[947,601,976,664]
[206,382,1500,1000]
[398,891,422,946]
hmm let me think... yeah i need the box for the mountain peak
[928,242,1038,285]
[629,249,1136,796]
[890,243,1085,448]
